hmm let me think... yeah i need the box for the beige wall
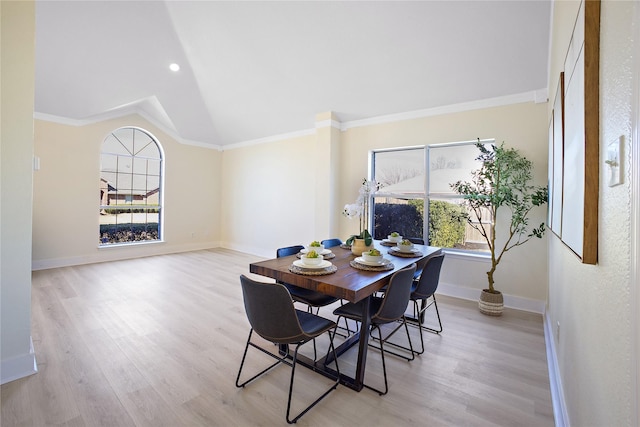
[1,0,38,383]
[221,101,549,306]
[32,115,221,269]
[547,1,637,425]
[32,100,549,307]
[220,132,319,256]
[338,102,549,305]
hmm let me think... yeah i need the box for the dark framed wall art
[548,0,600,264]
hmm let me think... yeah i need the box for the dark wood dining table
[249,239,442,392]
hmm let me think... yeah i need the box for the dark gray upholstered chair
[332,264,416,395]
[406,254,445,354]
[276,245,339,313]
[320,238,343,248]
[399,238,425,280]
[235,275,340,424]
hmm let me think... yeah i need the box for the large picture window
[372,139,494,253]
[99,127,163,246]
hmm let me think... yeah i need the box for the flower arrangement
[343,178,378,246]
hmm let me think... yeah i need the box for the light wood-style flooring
[1,249,554,426]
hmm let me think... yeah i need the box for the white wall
[1,0,38,384]
[547,1,637,425]
[32,115,222,269]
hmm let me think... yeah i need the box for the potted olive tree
[451,141,548,316]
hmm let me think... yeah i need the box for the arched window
[99,127,163,246]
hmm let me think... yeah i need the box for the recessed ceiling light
[169,63,180,72]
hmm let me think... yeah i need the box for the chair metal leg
[368,316,415,361]
[286,328,340,424]
[362,319,415,396]
[363,324,388,396]
[236,329,340,424]
[409,295,442,333]
[335,316,359,338]
[403,295,442,355]
[334,300,359,338]
[236,329,289,387]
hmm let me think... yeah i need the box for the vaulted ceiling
[35,1,551,149]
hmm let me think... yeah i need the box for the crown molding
[36,89,547,152]
[34,109,222,151]
[315,119,341,129]
[341,89,548,131]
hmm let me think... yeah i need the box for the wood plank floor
[1,249,554,426]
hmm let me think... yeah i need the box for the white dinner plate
[300,248,331,255]
[354,257,391,267]
[293,259,332,269]
[381,239,397,245]
[394,247,421,254]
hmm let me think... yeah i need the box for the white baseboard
[544,311,569,427]
[437,281,547,314]
[32,241,220,270]
[223,243,272,260]
[1,337,38,385]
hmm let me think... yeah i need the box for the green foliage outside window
[374,200,467,248]
[428,200,467,248]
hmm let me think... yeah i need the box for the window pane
[132,157,148,175]
[99,206,160,245]
[131,174,148,192]
[145,176,160,193]
[102,136,131,156]
[146,159,161,176]
[100,171,117,185]
[113,128,134,149]
[428,197,489,250]
[374,148,425,195]
[428,143,489,195]
[116,173,133,192]
[117,156,133,173]
[136,141,161,159]
[373,196,423,241]
[373,148,426,242]
[100,153,117,172]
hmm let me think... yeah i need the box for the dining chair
[276,245,339,314]
[235,275,340,424]
[320,238,343,248]
[277,245,354,337]
[406,254,445,354]
[332,263,417,395]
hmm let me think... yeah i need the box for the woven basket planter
[479,289,504,316]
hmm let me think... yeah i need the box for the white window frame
[370,138,495,258]
[99,126,165,247]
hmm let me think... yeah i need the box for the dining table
[249,239,442,392]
